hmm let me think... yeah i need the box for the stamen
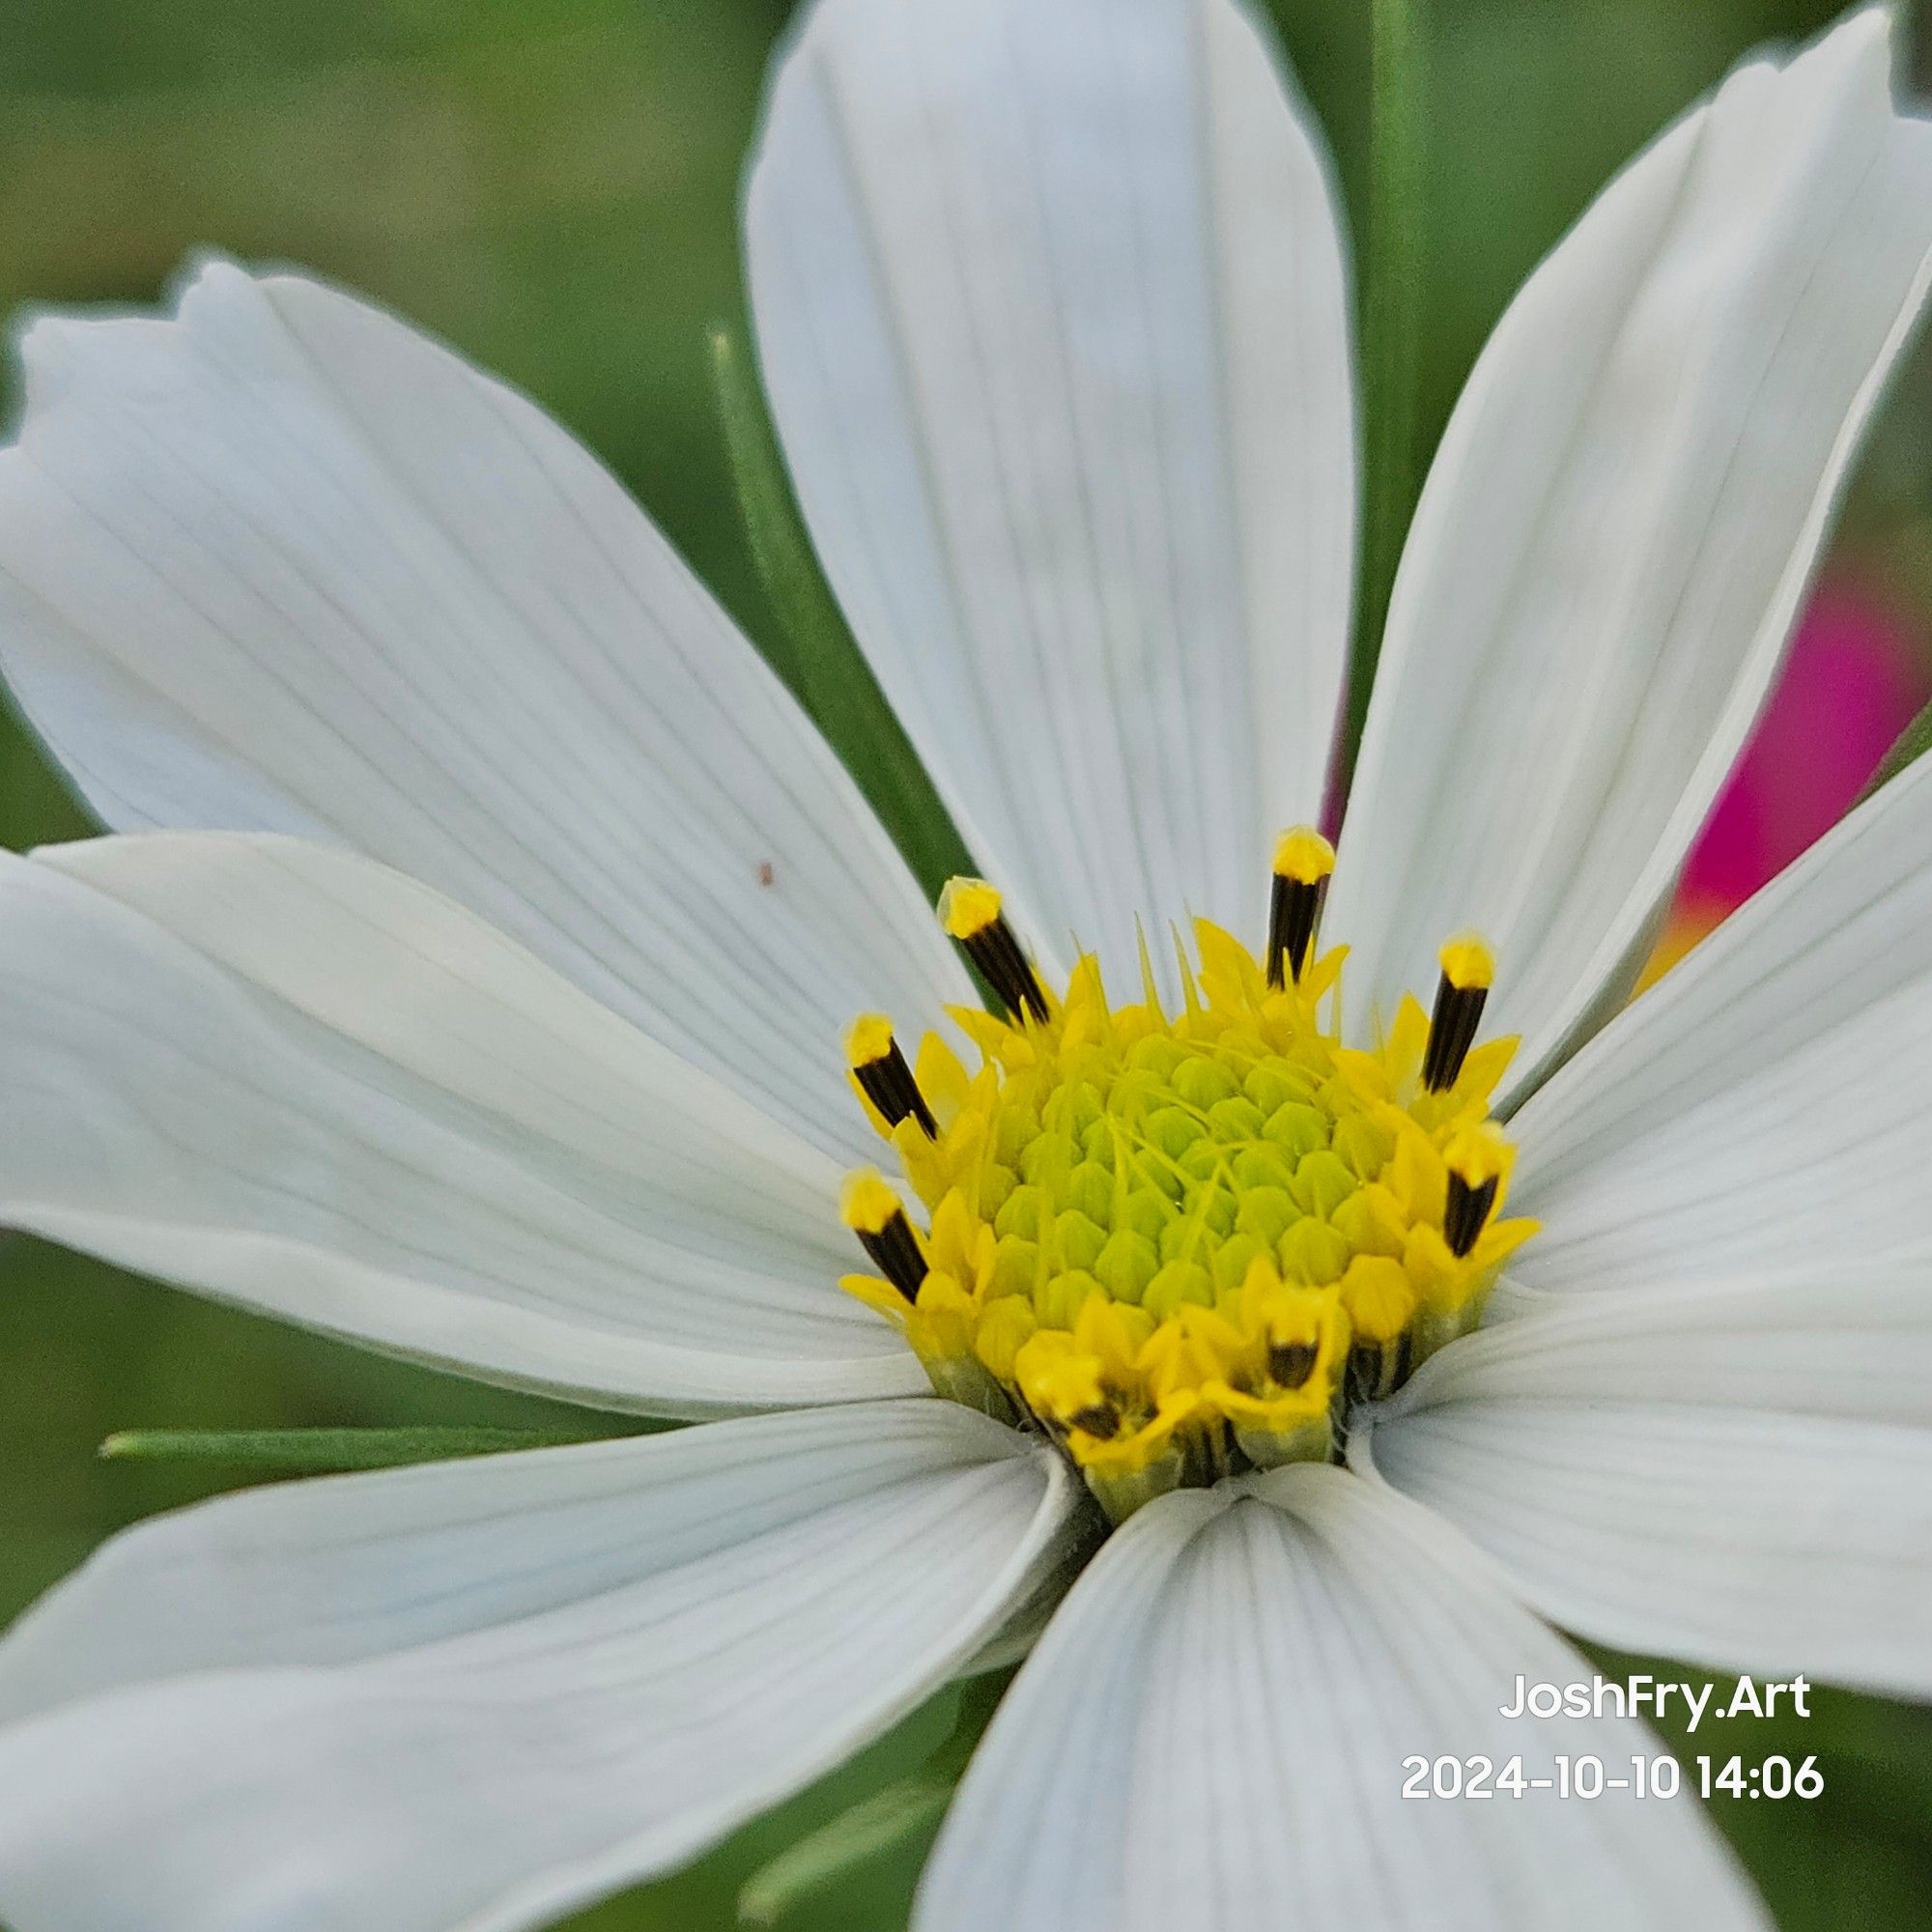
[1266,826,1336,988]
[939,876,1050,1023]
[844,1012,937,1137]
[1013,1330,1119,1439]
[838,1169,926,1300]
[1422,932,1496,1091]
[1340,1254,1415,1403]
[1347,1332,1413,1406]
[1267,1340,1320,1389]
[1443,1122,1508,1258]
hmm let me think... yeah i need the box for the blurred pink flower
[1643,580,1925,986]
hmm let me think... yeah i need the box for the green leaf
[98,1423,634,1473]
[1346,0,1430,772]
[735,1774,953,1928]
[708,322,974,902]
[1854,692,1932,809]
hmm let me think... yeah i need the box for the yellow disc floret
[1272,825,1337,886]
[938,876,1006,941]
[838,899,1537,1522]
[838,1167,903,1236]
[1438,932,1497,991]
[843,1012,897,1070]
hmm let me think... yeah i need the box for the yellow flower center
[838,831,1536,1522]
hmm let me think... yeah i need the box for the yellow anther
[846,1012,938,1138]
[1272,825,1337,885]
[1444,1120,1511,1188]
[1424,933,1497,1092]
[839,1169,927,1304]
[938,876,1050,1023]
[939,876,1005,941]
[839,1168,901,1236]
[1437,932,1496,991]
[1267,828,1336,988]
[843,1012,896,1068]
[1442,1121,1511,1260]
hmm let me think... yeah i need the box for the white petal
[0,1401,1078,1932]
[916,1466,1762,1932]
[1508,747,1932,1295]
[747,0,1353,990]
[0,258,968,1154]
[1328,10,1932,1097]
[1402,1262,1932,1428]
[0,833,925,1415]
[1364,1354,1932,1696]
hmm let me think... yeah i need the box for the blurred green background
[3,0,1931,1925]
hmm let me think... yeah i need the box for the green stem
[1347,0,1429,774]
[99,1423,633,1473]
[709,324,974,901]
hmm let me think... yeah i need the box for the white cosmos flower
[0,2,1930,1927]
